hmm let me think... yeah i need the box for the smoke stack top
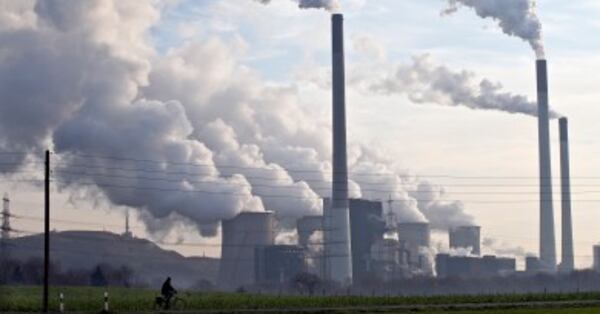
[332,14,343,53]
[443,0,545,58]
[559,117,568,142]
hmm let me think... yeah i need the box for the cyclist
[161,277,177,309]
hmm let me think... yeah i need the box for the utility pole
[43,150,50,313]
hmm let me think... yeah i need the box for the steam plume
[369,54,558,118]
[254,0,340,11]
[0,0,477,240]
[443,0,545,58]
[411,182,475,230]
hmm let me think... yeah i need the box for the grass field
[1,285,600,313]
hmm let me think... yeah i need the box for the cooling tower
[536,59,556,272]
[327,13,353,284]
[449,226,481,256]
[559,117,574,272]
[218,212,275,290]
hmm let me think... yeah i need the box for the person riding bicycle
[161,277,177,309]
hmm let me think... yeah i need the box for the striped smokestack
[559,117,574,272]
[326,13,353,285]
[536,59,556,272]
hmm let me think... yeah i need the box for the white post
[59,292,64,313]
[103,291,109,312]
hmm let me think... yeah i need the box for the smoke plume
[369,54,558,118]
[411,182,475,230]
[254,0,340,11]
[482,237,529,258]
[442,0,545,58]
[0,0,477,241]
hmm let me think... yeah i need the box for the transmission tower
[1,193,10,257]
[123,210,133,238]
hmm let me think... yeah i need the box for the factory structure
[218,197,517,289]
[450,226,481,256]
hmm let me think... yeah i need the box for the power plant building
[449,226,481,256]
[218,212,275,290]
[323,198,386,281]
[436,254,516,278]
[255,245,305,285]
[370,238,410,281]
[348,199,386,281]
[526,256,543,273]
[397,222,431,271]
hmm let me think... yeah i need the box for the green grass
[1,285,600,313]
[429,310,600,314]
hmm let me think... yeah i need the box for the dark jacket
[161,278,176,296]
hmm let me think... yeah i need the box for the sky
[1,0,600,269]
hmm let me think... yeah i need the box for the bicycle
[154,293,186,311]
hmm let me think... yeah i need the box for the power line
[52,152,600,179]
[52,169,600,195]
[45,179,600,203]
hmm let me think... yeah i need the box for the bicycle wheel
[171,297,186,311]
[153,296,164,311]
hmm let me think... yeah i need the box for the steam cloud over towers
[368,55,555,118]
[536,59,556,272]
[443,0,545,58]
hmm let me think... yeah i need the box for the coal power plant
[6,3,600,307]
[211,18,580,291]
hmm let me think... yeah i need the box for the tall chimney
[536,59,556,271]
[559,117,574,272]
[328,13,353,284]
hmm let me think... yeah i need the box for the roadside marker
[59,292,64,313]
[104,291,109,312]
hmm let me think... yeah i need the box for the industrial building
[218,212,275,290]
[436,254,516,278]
[322,198,386,281]
[255,245,305,285]
[349,199,386,282]
[397,222,431,272]
[449,226,481,256]
[369,238,410,281]
[525,256,543,273]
